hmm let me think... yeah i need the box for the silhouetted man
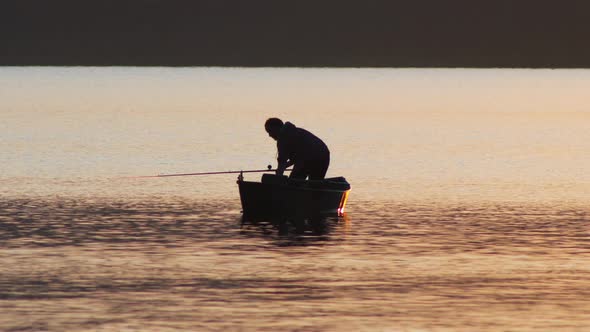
[265,118,330,180]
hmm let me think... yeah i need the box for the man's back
[265,118,330,180]
[277,122,329,164]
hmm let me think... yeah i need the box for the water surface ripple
[2,67,590,331]
[1,198,589,331]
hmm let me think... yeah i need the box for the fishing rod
[133,166,291,178]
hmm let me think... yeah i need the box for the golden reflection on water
[2,67,590,331]
[1,197,589,331]
[2,67,590,203]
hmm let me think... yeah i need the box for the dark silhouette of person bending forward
[265,118,330,180]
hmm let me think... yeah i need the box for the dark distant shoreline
[3,0,590,68]
[1,65,587,69]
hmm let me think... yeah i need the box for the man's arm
[276,139,293,176]
[276,159,294,176]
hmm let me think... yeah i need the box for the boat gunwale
[237,179,350,194]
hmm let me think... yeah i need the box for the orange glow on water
[338,190,351,216]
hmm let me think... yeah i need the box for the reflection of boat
[237,173,351,218]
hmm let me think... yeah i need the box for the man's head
[265,118,283,140]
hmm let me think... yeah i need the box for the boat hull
[238,174,350,218]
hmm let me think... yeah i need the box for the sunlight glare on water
[1,67,589,331]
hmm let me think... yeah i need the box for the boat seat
[261,173,289,184]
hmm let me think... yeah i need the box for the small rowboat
[237,173,351,218]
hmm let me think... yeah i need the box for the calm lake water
[1,67,590,331]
